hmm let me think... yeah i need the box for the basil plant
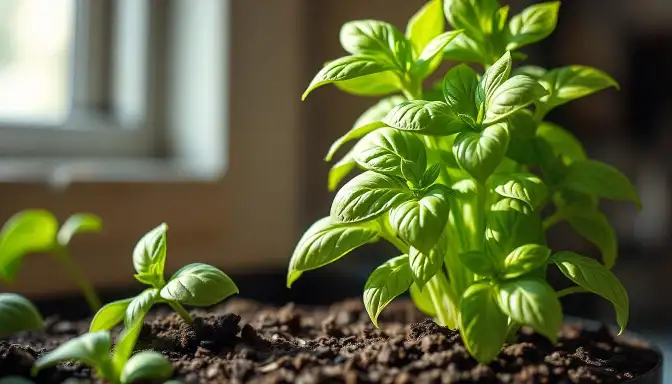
[288,0,636,363]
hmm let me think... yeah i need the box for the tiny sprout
[0,210,103,312]
[90,223,238,333]
[33,321,173,384]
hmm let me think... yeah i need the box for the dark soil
[0,298,661,383]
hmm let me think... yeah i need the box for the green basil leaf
[565,210,617,269]
[410,282,436,316]
[112,319,143,372]
[33,332,113,376]
[539,65,619,109]
[120,351,174,384]
[57,213,102,247]
[331,171,413,223]
[0,293,45,338]
[502,244,551,280]
[125,289,159,328]
[406,0,444,56]
[133,223,168,287]
[419,163,442,188]
[492,4,508,30]
[161,263,238,307]
[339,20,411,70]
[412,30,464,78]
[561,160,640,207]
[551,251,629,333]
[0,210,57,282]
[512,65,547,80]
[363,255,413,327]
[352,127,427,182]
[497,278,562,343]
[506,2,560,50]
[458,250,498,277]
[476,51,512,107]
[90,297,133,332]
[302,55,397,100]
[443,33,485,63]
[453,122,510,182]
[325,121,386,162]
[334,71,402,96]
[536,122,586,164]
[444,0,500,37]
[287,217,379,287]
[507,109,537,138]
[442,64,479,119]
[328,151,357,192]
[484,75,548,125]
[459,282,508,363]
[409,235,447,289]
[390,185,452,253]
[506,136,555,167]
[490,172,548,209]
[383,100,466,136]
[486,198,544,260]
[553,189,599,212]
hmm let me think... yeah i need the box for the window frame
[0,0,228,182]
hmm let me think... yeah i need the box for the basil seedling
[0,211,103,312]
[0,293,45,338]
[33,321,173,384]
[290,0,635,363]
[90,224,238,332]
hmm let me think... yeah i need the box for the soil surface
[0,298,661,383]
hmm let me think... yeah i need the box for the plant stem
[426,273,454,328]
[169,302,194,324]
[542,211,565,231]
[505,323,521,343]
[556,286,588,298]
[54,246,101,313]
[474,181,487,250]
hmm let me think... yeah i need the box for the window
[0,0,228,182]
[0,0,73,122]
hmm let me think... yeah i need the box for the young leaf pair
[0,210,103,312]
[90,224,239,332]
[303,0,463,101]
[444,0,560,64]
[33,321,172,384]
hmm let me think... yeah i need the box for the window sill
[0,158,224,187]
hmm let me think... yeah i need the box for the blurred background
[0,0,671,360]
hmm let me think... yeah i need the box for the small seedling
[90,223,238,332]
[289,0,634,363]
[0,210,103,312]
[0,293,45,338]
[33,320,173,384]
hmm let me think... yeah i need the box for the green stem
[426,273,453,327]
[169,301,194,324]
[542,210,565,231]
[97,360,118,384]
[473,181,488,251]
[556,286,587,298]
[54,246,101,313]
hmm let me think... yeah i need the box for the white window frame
[0,0,228,183]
